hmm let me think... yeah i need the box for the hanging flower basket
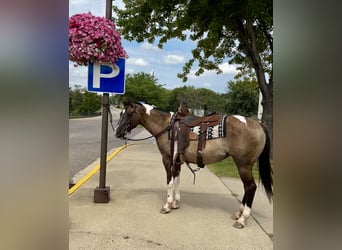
[69,12,128,66]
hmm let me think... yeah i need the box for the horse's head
[115,103,143,139]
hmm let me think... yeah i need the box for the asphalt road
[69,108,143,182]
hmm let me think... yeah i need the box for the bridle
[115,107,177,142]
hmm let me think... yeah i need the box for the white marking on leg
[142,103,154,115]
[233,115,247,124]
[166,178,174,204]
[232,204,244,220]
[174,176,180,201]
[236,205,252,227]
[172,176,180,209]
[162,178,174,213]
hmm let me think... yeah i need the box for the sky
[69,0,238,94]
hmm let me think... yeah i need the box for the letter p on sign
[87,58,125,94]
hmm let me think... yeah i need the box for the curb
[69,144,129,196]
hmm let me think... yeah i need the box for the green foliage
[113,0,272,83]
[207,157,259,179]
[225,79,258,117]
[114,0,273,141]
[111,72,257,118]
[118,72,170,110]
[69,85,83,115]
[69,85,101,116]
[196,88,228,114]
[78,91,102,115]
[167,86,227,114]
[168,85,199,112]
[109,72,231,114]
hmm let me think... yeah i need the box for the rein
[122,125,170,142]
[114,105,201,184]
[122,134,155,141]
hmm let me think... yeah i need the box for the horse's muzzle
[115,130,124,139]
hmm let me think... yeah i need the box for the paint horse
[115,102,273,229]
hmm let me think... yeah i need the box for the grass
[207,157,260,179]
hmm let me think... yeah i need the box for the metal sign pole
[93,0,113,203]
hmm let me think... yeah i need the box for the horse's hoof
[233,221,245,229]
[231,214,239,220]
[171,201,180,209]
[160,207,171,214]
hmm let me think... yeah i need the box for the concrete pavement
[69,129,273,249]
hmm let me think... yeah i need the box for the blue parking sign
[88,58,125,94]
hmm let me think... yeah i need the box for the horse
[115,102,273,229]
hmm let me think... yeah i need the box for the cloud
[69,62,87,76]
[125,68,135,74]
[163,54,186,64]
[140,42,161,52]
[69,0,105,17]
[126,58,149,66]
[188,63,237,79]
[218,63,238,74]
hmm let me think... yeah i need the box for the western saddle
[172,104,223,168]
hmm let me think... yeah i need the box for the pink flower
[69,12,128,66]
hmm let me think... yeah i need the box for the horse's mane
[133,101,172,116]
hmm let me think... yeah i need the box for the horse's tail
[258,124,273,202]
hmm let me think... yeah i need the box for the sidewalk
[69,129,273,250]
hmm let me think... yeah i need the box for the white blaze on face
[233,115,247,124]
[142,103,154,115]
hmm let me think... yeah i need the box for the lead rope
[186,162,201,185]
[107,105,115,133]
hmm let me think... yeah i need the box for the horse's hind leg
[232,165,257,229]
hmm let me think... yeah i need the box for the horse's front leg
[171,161,181,209]
[160,155,174,214]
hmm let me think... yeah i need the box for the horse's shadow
[170,191,238,213]
[114,187,239,215]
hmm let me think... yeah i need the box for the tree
[113,0,273,142]
[69,85,83,115]
[78,92,102,115]
[225,79,258,117]
[168,85,200,112]
[119,72,170,110]
[196,88,227,114]
[168,86,226,114]
[69,87,74,114]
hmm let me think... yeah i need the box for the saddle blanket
[189,115,227,139]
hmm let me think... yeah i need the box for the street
[69,108,143,182]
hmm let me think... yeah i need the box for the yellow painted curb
[69,144,128,196]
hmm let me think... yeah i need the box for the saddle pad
[190,115,227,139]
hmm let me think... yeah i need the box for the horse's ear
[178,102,190,116]
[123,100,134,108]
